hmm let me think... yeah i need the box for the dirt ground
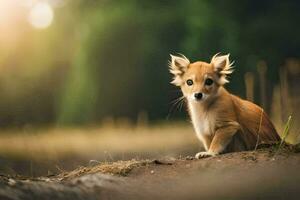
[1,146,300,200]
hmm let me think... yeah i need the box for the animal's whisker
[179,98,185,111]
[170,96,185,104]
[175,97,185,111]
[166,96,186,120]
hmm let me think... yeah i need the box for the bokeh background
[0,0,299,176]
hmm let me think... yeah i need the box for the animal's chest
[188,102,215,136]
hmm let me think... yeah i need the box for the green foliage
[279,116,292,146]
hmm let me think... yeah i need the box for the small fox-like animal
[169,53,280,158]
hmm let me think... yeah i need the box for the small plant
[279,115,292,148]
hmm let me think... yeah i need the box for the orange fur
[169,53,280,158]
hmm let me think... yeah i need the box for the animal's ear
[169,54,190,86]
[210,53,234,85]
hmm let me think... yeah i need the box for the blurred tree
[57,0,187,124]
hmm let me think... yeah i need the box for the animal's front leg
[196,121,240,159]
[195,134,212,159]
[198,134,212,151]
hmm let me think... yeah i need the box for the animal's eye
[186,79,193,86]
[205,78,214,86]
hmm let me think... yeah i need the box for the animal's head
[169,53,234,103]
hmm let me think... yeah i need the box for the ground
[1,145,300,200]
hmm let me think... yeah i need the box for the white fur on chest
[188,101,215,139]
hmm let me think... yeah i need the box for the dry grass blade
[254,108,264,151]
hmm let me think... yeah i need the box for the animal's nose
[194,93,203,100]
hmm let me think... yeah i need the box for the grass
[0,118,298,162]
[279,116,292,147]
[0,123,199,161]
[274,115,295,156]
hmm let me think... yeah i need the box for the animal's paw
[195,151,216,159]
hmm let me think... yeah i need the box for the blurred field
[0,117,299,176]
[0,123,201,176]
[1,120,299,177]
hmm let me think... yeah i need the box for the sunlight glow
[28,2,54,29]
